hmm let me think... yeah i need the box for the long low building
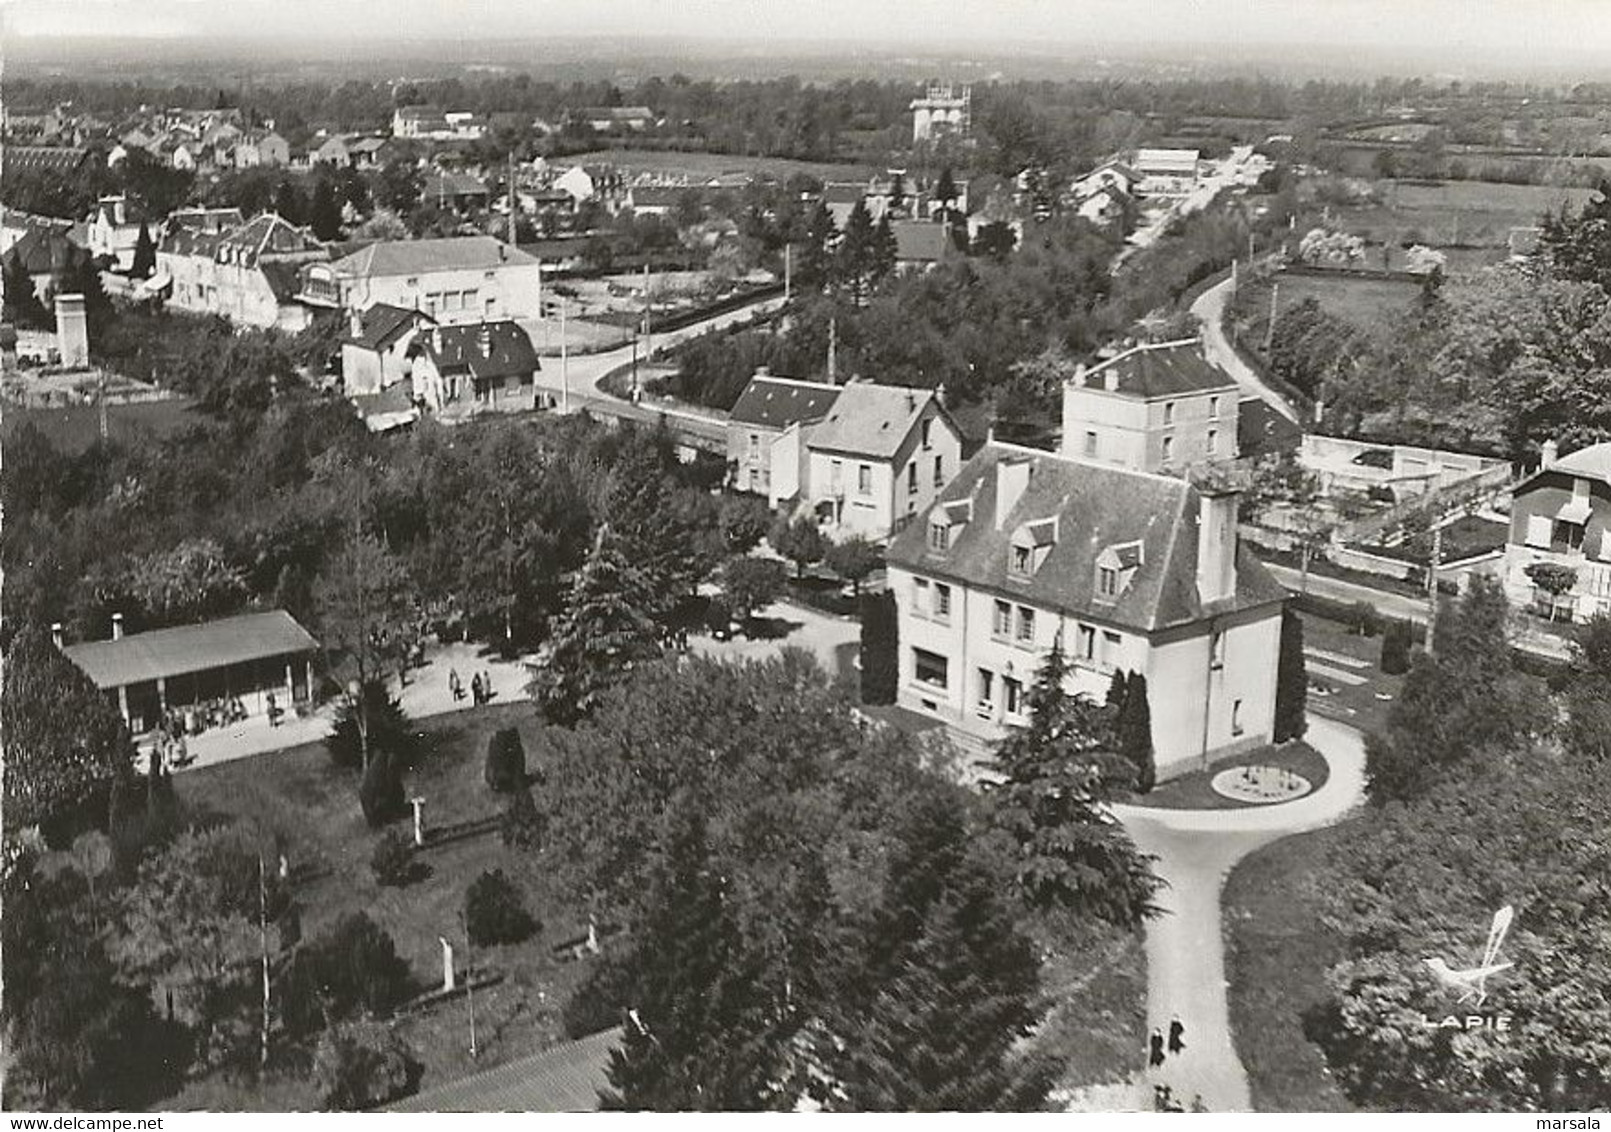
[61,610,320,733]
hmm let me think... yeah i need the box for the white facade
[805,394,963,543]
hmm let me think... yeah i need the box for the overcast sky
[5,0,1608,58]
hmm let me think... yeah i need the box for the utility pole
[1263,282,1280,352]
[783,243,792,304]
[642,262,652,358]
[560,298,569,413]
[460,912,479,1060]
[507,151,516,247]
[97,368,109,442]
[1426,520,1443,657]
[827,317,838,385]
[257,855,272,1073]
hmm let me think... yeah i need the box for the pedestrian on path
[1191,1094,1207,1113]
[1168,1015,1186,1055]
[1152,1085,1169,1112]
[481,670,494,703]
[1148,1028,1166,1068]
[471,673,484,706]
[449,668,463,702]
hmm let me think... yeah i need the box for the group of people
[1148,1016,1205,1113]
[160,696,249,739]
[448,667,496,706]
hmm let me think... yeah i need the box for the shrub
[1380,618,1413,675]
[720,556,785,624]
[326,682,422,771]
[370,829,415,887]
[717,494,772,554]
[359,748,407,828]
[1351,600,1381,637]
[1274,608,1309,743]
[859,591,898,705]
[313,1019,421,1111]
[500,786,545,851]
[561,953,636,1040]
[277,912,411,1039]
[465,869,537,947]
[484,728,527,793]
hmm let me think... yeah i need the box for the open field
[160,703,595,1111]
[1327,178,1593,248]
[1223,822,1359,1112]
[3,397,203,452]
[1267,272,1421,329]
[568,148,879,184]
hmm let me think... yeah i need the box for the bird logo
[1423,905,1514,1007]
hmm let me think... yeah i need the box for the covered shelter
[61,610,320,733]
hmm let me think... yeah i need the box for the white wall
[340,262,542,324]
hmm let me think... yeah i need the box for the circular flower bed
[1211,763,1312,805]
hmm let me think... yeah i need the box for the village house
[421,171,492,212]
[1133,148,1203,198]
[233,131,290,169]
[392,106,486,141]
[727,369,843,501]
[311,135,353,167]
[552,164,626,211]
[1061,339,1241,474]
[341,302,437,397]
[625,184,695,219]
[297,236,542,324]
[572,106,656,134]
[1503,439,1611,624]
[1077,185,1131,228]
[891,220,958,273]
[86,195,153,272]
[158,212,328,332]
[1,226,91,305]
[1073,159,1138,202]
[410,319,540,415]
[885,443,1287,775]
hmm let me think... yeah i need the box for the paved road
[1110,715,1367,1112]
[1191,275,1301,425]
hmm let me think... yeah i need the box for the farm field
[568,148,879,184]
[1327,178,1593,249]
[1269,272,1421,328]
[2,396,203,453]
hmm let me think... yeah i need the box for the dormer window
[1095,540,1144,602]
[929,520,950,553]
[1010,516,1058,578]
[1098,566,1118,597]
[1011,544,1032,575]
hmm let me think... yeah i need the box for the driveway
[1107,715,1367,1111]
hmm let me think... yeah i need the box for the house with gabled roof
[298,236,542,324]
[885,442,1287,775]
[1504,439,1611,624]
[341,302,437,397]
[409,319,540,415]
[727,369,843,502]
[86,195,152,271]
[1061,339,1241,474]
[157,212,328,331]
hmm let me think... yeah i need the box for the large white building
[910,84,971,144]
[157,212,327,332]
[884,442,1288,778]
[1503,440,1611,624]
[1133,148,1203,199]
[297,237,542,325]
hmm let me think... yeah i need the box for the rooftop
[417,320,540,382]
[387,1029,618,1112]
[1075,340,1238,399]
[1543,441,1611,484]
[346,302,435,351]
[5,146,89,175]
[729,373,841,430]
[886,443,1287,633]
[891,220,953,264]
[63,610,319,690]
[807,380,937,460]
[332,236,538,279]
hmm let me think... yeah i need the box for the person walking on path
[481,670,494,703]
[449,668,463,702]
[470,673,484,706]
[1148,1028,1166,1068]
[1168,1015,1186,1056]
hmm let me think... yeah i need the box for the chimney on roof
[51,622,64,650]
[1542,437,1560,470]
[432,326,443,354]
[996,456,1033,529]
[498,243,508,262]
[755,365,770,377]
[935,383,947,408]
[1074,362,1090,388]
[906,390,916,413]
[349,308,363,339]
[1195,483,1240,605]
[111,612,125,641]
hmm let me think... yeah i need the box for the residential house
[421,171,491,212]
[573,106,655,134]
[824,182,877,229]
[234,131,290,169]
[168,207,246,235]
[311,135,352,167]
[625,184,695,219]
[1077,185,1131,228]
[1061,339,1241,474]
[341,303,436,397]
[348,137,393,169]
[410,319,540,414]
[891,220,957,273]
[169,141,199,172]
[798,380,963,543]
[885,442,1287,776]
[1073,160,1138,202]
[1133,148,1203,198]
[2,226,91,305]
[393,105,451,139]
[86,195,152,271]
[552,164,626,211]
[158,212,328,332]
[298,236,542,324]
[1503,439,1611,623]
[727,370,843,501]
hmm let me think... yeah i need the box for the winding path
[1108,715,1367,1111]
[1190,274,1302,426]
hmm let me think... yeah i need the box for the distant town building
[392,105,487,141]
[1133,148,1203,198]
[552,164,626,210]
[85,195,151,271]
[910,84,971,144]
[890,220,958,273]
[1504,439,1611,624]
[420,171,491,212]
[158,212,328,332]
[1061,340,1241,474]
[884,442,1287,776]
[572,106,656,134]
[298,236,542,324]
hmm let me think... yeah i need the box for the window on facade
[913,577,929,609]
[406,276,419,287]
[1078,624,1096,661]
[1210,628,1225,670]
[977,668,995,707]
[748,467,760,490]
[1004,676,1024,716]
[914,648,948,689]
[1525,514,1552,549]
[1016,606,1035,643]
[1164,401,1176,425]
[1162,435,1174,465]
[1209,395,1220,419]
[1098,566,1118,598]
[1555,520,1587,553]
[929,522,949,553]
[1232,698,1245,736]
[858,464,872,496]
[933,454,944,487]
[993,600,1012,637]
[1208,428,1219,456]
[934,584,951,619]
[749,432,760,457]
[1011,545,1031,575]
[921,419,933,450]
[1084,430,1098,457]
[908,462,918,495]
[831,459,843,490]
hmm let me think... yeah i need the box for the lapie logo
[1419,905,1515,1031]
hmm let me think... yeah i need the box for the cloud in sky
[5,0,1607,57]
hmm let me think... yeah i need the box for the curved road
[1109,715,1367,1112]
[1190,274,1301,426]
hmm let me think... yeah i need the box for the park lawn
[1297,612,1405,736]
[3,397,203,454]
[163,703,599,1111]
[1141,741,1328,811]
[568,148,879,184]
[1222,822,1358,1113]
[1326,179,1592,251]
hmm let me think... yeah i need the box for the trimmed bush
[859,590,898,706]
[500,786,545,851]
[1274,608,1309,743]
[359,748,406,828]
[1350,600,1381,637]
[465,869,537,947]
[370,829,415,887]
[484,728,527,793]
[326,683,423,771]
[1380,618,1413,675]
[276,912,411,1039]
[313,1019,422,1111]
